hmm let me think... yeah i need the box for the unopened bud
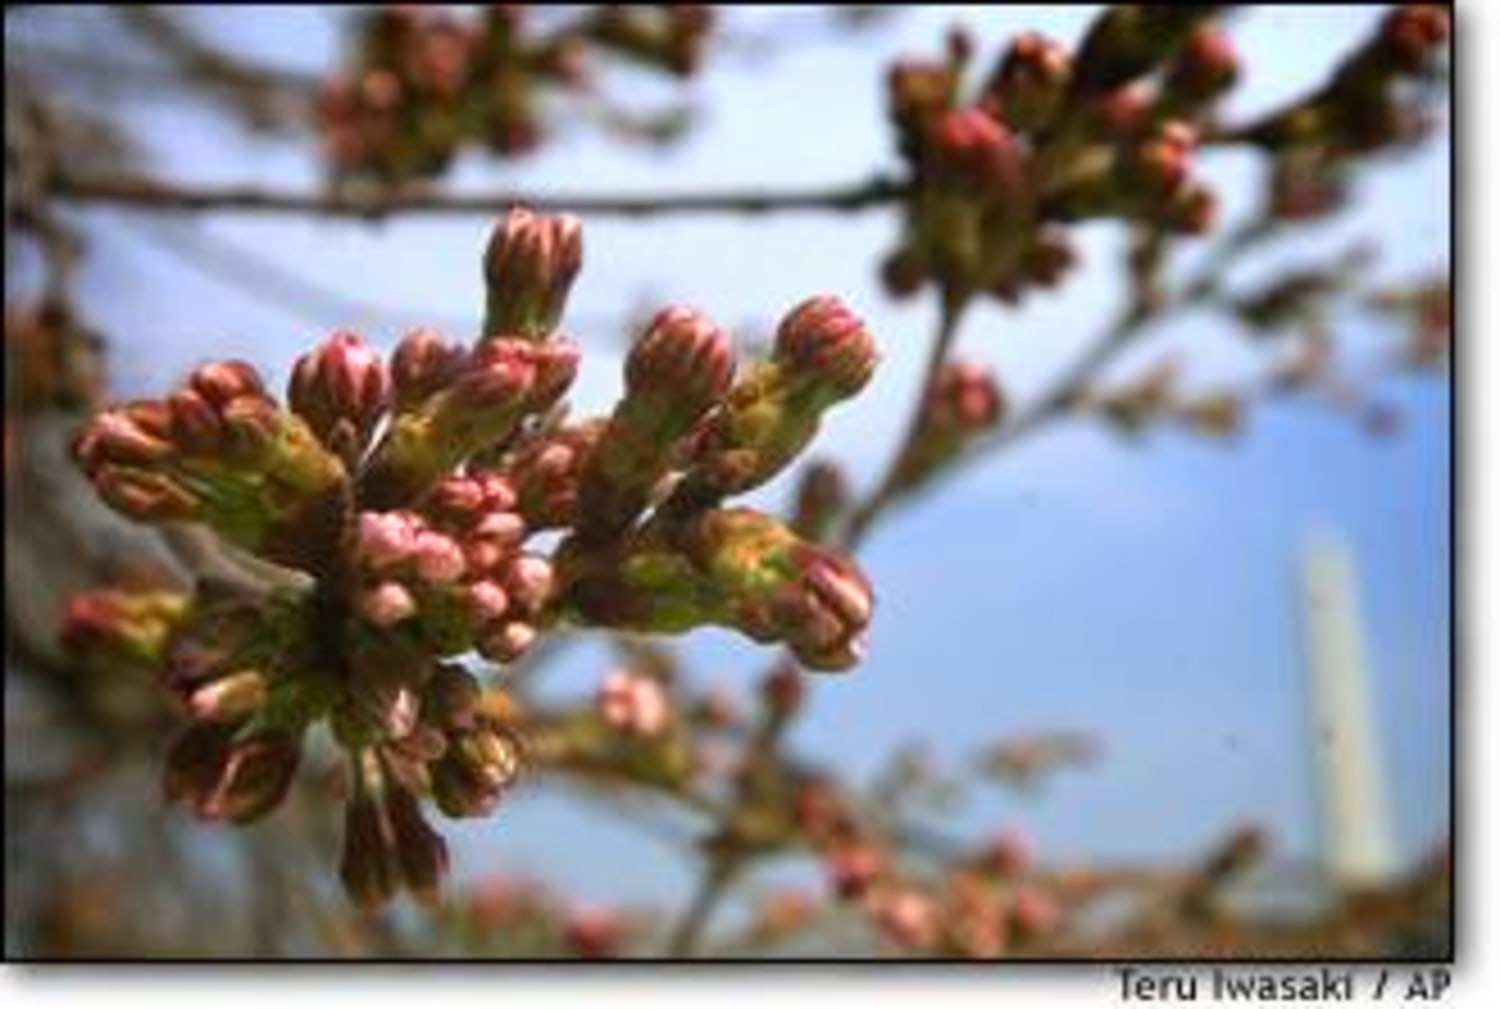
[987,32,1071,134]
[391,327,467,409]
[288,330,390,449]
[483,207,583,341]
[187,669,269,723]
[773,296,879,400]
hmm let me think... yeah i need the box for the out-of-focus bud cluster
[319,5,715,188]
[439,872,639,957]
[1237,5,1450,224]
[1079,359,1244,441]
[1370,275,1451,369]
[891,360,1005,494]
[66,208,878,908]
[60,588,191,675]
[881,9,1233,308]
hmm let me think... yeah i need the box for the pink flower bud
[167,387,226,456]
[483,207,584,340]
[339,792,398,911]
[95,468,199,521]
[1166,25,1239,101]
[72,409,174,470]
[597,669,672,738]
[624,305,735,415]
[987,31,1071,133]
[168,725,301,825]
[564,905,625,959]
[187,669,268,724]
[1381,5,1450,73]
[451,339,536,411]
[359,582,418,627]
[413,531,467,583]
[385,783,450,906]
[468,580,511,623]
[773,296,878,400]
[288,330,390,447]
[356,511,417,571]
[924,108,1026,204]
[189,360,265,408]
[391,327,467,408]
[478,621,537,663]
[503,553,553,614]
[871,887,939,949]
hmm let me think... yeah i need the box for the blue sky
[46,6,1450,920]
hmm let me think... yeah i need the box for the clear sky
[49,6,1450,921]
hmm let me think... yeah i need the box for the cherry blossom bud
[385,783,450,905]
[60,589,190,672]
[1072,6,1219,95]
[482,207,583,341]
[1379,5,1450,74]
[1165,25,1239,104]
[391,327,467,409]
[166,725,301,824]
[762,663,806,719]
[500,422,602,529]
[894,361,1005,492]
[624,306,737,429]
[430,721,523,818]
[478,621,538,663]
[413,530,467,583]
[597,669,672,738]
[70,408,173,471]
[576,306,734,537]
[871,886,940,950]
[986,32,1071,134]
[339,791,399,911]
[467,580,511,623]
[187,669,269,724]
[502,553,553,614]
[359,581,418,627]
[288,330,391,449]
[564,905,626,959]
[792,459,850,542]
[189,360,265,407]
[774,296,879,401]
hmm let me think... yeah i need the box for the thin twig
[843,294,968,548]
[49,172,907,220]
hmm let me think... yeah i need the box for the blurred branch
[49,172,907,220]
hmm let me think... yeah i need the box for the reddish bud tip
[773,296,878,399]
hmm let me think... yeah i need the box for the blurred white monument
[1299,529,1396,890]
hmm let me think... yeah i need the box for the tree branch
[50,172,907,220]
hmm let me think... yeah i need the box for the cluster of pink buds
[66,207,878,909]
[892,360,1006,494]
[320,6,714,188]
[881,9,1231,308]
